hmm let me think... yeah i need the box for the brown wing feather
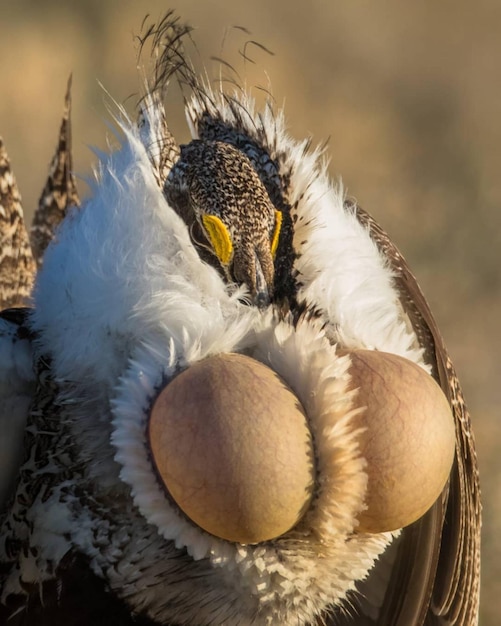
[0,139,36,308]
[349,201,480,626]
[30,75,80,268]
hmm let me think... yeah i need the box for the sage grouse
[0,12,480,626]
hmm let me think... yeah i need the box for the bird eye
[271,210,282,258]
[201,214,233,266]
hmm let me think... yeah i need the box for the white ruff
[24,92,427,624]
[112,313,395,624]
[187,89,427,366]
[32,122,253,390]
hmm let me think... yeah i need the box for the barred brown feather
[0,140,36,308]
[30,75,80,268]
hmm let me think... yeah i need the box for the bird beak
[253,251,271,309]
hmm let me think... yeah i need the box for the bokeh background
[1,1,499,623]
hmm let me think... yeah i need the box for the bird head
[165,140,282,307]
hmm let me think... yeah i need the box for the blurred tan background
[1,1,500,623]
